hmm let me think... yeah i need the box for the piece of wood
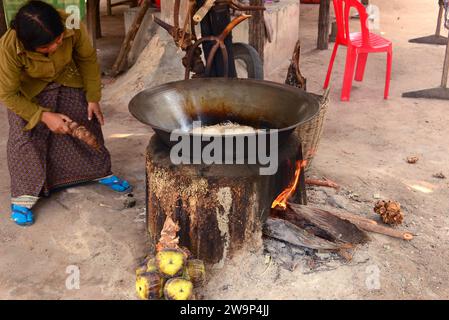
[146,134,305,265]
[263,217,345,251]
[305,178,339,189]
[317,0,330,50]
[110,0,150,76]
[249,0,265,62]
[349,220,414,241]
[283,203,370,245]
[288,203,413,241]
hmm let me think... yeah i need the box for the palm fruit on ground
[164,277,194,300]
[156,248,186,278]
[185,259,206,288]
[374,200,404,225]
[136,271,164,300]
[135,256,158,276]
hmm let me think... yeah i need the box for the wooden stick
[110,1,150,76]
[352,221,414,241]
[305,178,339,190]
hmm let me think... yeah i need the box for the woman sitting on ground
[0,0,131,226]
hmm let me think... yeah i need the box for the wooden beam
[317,0,330,50]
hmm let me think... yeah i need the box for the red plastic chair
[323,0,392,101]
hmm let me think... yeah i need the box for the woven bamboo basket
[296,89,330,170]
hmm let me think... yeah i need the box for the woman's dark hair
[10,1,64,51]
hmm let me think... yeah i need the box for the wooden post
[441,31,449,88]
[96,0,102,39]
[436,0,444,37]
[317,0,330,50]
[86,0,99,47]
[249,0,265,62]
[107,0,112,16]
[0,0,7,37]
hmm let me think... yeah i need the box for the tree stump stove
[145,133,307,267]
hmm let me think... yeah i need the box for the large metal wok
[129,78,320,150]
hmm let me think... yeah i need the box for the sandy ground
[1,0,449,299]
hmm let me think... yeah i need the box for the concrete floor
[1,0,449,299]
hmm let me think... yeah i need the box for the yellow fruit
[135,262,147,276]
[146,257,158,273]
[136,272,163,300]
[156,248,186,278]
[164,278,194,300]
[135,257,157,276]
[185,259,206,288]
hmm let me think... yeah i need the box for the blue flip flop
[98,175,132,193]
[11,204,35,226]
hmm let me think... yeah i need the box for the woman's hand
[41,112,72,134]
[87,102,104,125]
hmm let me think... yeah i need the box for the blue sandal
[11,204,35,226]
[98,175,132,193]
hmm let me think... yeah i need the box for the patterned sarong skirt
[7,83,112,198]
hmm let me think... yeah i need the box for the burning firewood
[272,160,307,210]
[283,203,370,246]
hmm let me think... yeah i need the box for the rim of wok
[128,78,321,136]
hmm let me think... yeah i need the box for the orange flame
[271,160,307,210]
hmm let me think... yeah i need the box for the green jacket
[0,19,101,130]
